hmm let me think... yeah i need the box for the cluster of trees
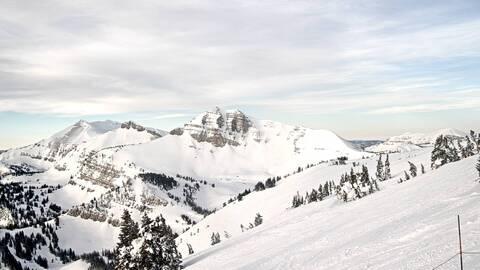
[291,181,335,208]
[335,166,379,202]
[139,173,178,191]
[114,210,181,270]
[398,162,425,183]
[431,131,480,169]
[80,250,115,270]
[375,154,391,181]
[210,232,221,246]
[0,221,77,269]
[0,182,62,229]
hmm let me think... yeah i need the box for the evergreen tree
[138,216,181,270]
[375,155,384,181]
[421,164,426,174]
[404,171,410,181]
[117,210,139,248]
[446,139,460,163]
[408,162,417,178]
[254,213,263,226]
[464,136,475,157]
[384,154,391,180]
[361,165,370,186]
[187,243,194,255]
[431,135,448,169]
[115,210,140,270]
[141,212,152,229]
[308,189,318,203]
[211,232,221,246]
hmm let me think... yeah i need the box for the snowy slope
[183,154,480,270]
[176,148,432,257]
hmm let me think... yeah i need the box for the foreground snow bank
[184,156,480,270]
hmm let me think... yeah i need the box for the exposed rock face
[121,121,164,138]
[175,107,253,147]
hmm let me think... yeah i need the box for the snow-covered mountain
[388,128,467,145]
[366,128,468,153]
[112,107,366,180]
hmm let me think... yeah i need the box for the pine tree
[404,171,410,181]
[408,162,417,178]
[254,213,263,226]
[187,243,194,255]
[421,164,426,174]
[308,189,318,203]
[141,212,152,229]
[464,136,475,157]
[376,155,384,181]
[117,210,139,248]
[139,216,181,270]
[115,210,140,270]
[211,232,221,246]
[431,135,448,169]
[361,165,370,186]
[384,154,391,180]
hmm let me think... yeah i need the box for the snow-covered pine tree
[464,136,475,157]
[317,184,324,200]
[136,212,154,269]
[431,135,448,169]
[323,182,329,197]
[421,164,426,174]
[384,154,391,180]
[308,189,318,203]
[115,210,140,270]
[404,171,410,181]
[408,162,417,178]
[150,216,181,268]
[446,137,460,163]
[376,155,384,181]
[361,165,370,186]
[211,232,221,246]
[254,213,263,226]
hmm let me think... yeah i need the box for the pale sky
[1,0,480,149]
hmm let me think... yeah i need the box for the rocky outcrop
[121,121,164,138]
[175,107,253,147]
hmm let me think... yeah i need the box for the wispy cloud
[0,0,479,135]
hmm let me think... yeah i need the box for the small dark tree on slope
[421,164,426,174]
[211,232,221,246]
[404,171,410,181]
[187,243,194,255]
[254,213,263,226]
[384,154,391,180]
[376,155,384,181]
[408,162,417,178]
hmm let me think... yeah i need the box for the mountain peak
[173,107,253,147]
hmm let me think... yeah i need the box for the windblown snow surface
[182,153,480,270]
